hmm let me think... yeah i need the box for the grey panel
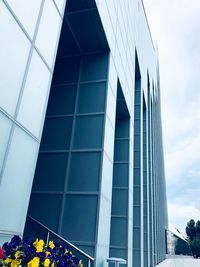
[40,117,73,150]
[61,195,98,242]
[110,217,127,247]
[77,82,106,113]
[68,152,101,192]
[47,84,77,115]
[33,153,68,191]
[113,164,129,187]
[112,190,128,216]
[73,115,104,149]
[28,194,62,232]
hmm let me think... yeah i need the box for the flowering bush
[0,235,81,267]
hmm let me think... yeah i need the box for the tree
[175,238,192,256]
[186,219,200,258]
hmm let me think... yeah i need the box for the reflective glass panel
[0,113,12,172]
[6,0,42,37]
[17,50,51,138]
[54,0,66,14]
[35,0,61,67]
[0,126,38,233]
[0,2,30,115]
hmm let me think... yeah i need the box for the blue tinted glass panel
[133,186,140,206]
[115,119,129,138]
[52,56,81,85]
[73,115,104,149]
[110,217,127,247]
[40,117,73,150]
[114,140,129,161]
[28,194,62,232]
[68,152,101,192]
[61,195,98,242]
[77,82,106,113]
[33,153,68,191]
[81,53,108,82]
[47,85,77,115]
[112,189,128,216]
[113,164,129,187]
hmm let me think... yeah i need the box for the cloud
[188,170,200,178]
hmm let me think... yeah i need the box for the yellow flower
[28,257,40,267]
[51,262,55,267]
[44,258,50,267]
[4,258,12,264]
[36,239,44,253]
[15,251,21,259]
[46,251,51,257]
[48,241,55,249]
[11,259,21,267]
[33,238,38,246]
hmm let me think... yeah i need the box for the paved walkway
[157,256,200,267]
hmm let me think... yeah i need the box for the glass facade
[0,1,167,267]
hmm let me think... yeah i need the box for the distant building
[0,0,168,267]
[167,224,192,256]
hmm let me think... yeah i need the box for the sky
[143,0,200,235]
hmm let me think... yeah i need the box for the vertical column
[109,86,130,265]
[143,100,149,267]
[133,70,143,267]
[95,55,118,267]
[147,86,154,267]
[151,98,157,265]
[109,118,130,264]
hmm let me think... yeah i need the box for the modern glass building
[0,0,168,267]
